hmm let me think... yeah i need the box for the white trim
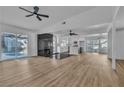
[112,24,116,70]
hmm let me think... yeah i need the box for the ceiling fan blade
[37,14,49,18]
[72,33,78,35]
[73,33,78,35]
[19,7,33,14]
[70,33,78,36]
[26,14,34,17]
[37,15,42,21]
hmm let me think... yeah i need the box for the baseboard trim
[108,58,124,61]
[0,56,38,62]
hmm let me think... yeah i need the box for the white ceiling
[42,6,115,35]
[0,6,119,35]
[0,6,96,31]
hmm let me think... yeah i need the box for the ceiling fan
[19,6,49,21]
[69,30,78,36]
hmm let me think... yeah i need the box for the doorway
[38,33,53,57]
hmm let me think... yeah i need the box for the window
[86,39,99,52]
[86,38,108,53]
[1,32,28,60]
[101,39,107,48]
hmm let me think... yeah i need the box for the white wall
[108,28,124,60]
[108,7,124,60]
[0,24,37,60]
[116,29,124,59]
[108,29,112,58]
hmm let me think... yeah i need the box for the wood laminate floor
[0,53,124,87]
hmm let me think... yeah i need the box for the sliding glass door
[16,34,28,58]
[1,32,16,60]
[1,32,28,60]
